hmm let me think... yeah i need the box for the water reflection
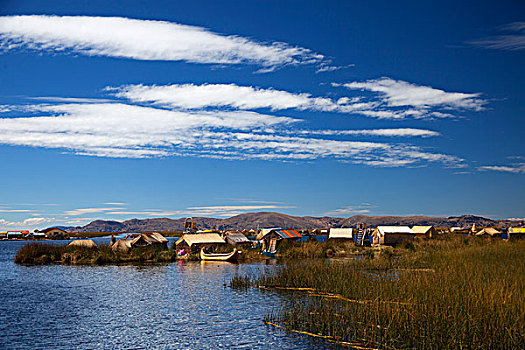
[0,241,339,349]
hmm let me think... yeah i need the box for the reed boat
[199,248,238,262]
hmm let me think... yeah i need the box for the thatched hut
[223,231,251,246]
[372,226,415,245]
[68,239,97,248]
[130,232,168,248]
[111,232,168,252]
[111,238,133,252]
[412,226,437,238]
[476,228,502,237]
[175,233,226,253]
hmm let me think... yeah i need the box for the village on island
[5,215,525,264]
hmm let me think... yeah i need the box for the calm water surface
[0,239,338,349]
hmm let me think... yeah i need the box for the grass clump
[15,243,177,265]
[237,237,525,349]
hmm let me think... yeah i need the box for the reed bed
[234,237,525,349]
[15,243,177,265]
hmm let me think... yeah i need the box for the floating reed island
[231,236,525,349]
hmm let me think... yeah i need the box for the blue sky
[0,0,523,230]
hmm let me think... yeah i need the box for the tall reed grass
[235,237,525,349]
[15,243,176,265]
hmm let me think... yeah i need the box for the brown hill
[65,212,513,233]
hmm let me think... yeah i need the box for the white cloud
[0,217,54,228]
[109,83,366,113]
[469,22,525,51]
[0,15,323,68]
[340,78,485,110]
[0,209,32,212]
[315,63,354,73]
[295,128,440,137]
[478,164,525,174]
[103,202,127,205]
[65,218,97,225]
[0,101,464,168]
[324,206,372,216]
[64,207,126,216]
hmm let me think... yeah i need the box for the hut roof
[256,228,281,240]
[328,228,353,239]
[131,232,168,245]
[224,231,250,244]
[270,229,302,239]
[176,233,225,247]
[41,227,67,234]
[411,226,434,235]
[476,228,501,236]
[375,226,414,236]
[68,239,97,248]
[112,238,133,251]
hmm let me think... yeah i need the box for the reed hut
[223,231,251,246]
[412,226,437,238]
[175,233,226,253]
[475,227,502,237]
[328,228,353,240]
[111,232,168,252]
[130,232,168,248]
[111,238,133,252]
[372,226,415,245]
[256,228,281,240]
[68,239,97,248]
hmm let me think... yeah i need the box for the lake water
[0,239,338,349]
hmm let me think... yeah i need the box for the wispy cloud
[0,209,32,212]
[293,128,440,137]
[339,77,485,110]
[103,202,127,205]
[324,204,374,216]
[315,63,354,73]
[0,101,463,167]
[478,164,525,174]
[109,83,368,113]
[0,15,323,69]
[0,217,54,228]
[469,22,525,51]
[64,206,126,216]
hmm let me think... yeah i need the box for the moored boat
[199,248,238,262]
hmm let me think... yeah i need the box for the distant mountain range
[61,212,517,233]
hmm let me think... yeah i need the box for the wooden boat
[199,248,238,262]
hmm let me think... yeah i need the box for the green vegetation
[15,243,178,265]
[232,236,525,349]
[276,239,357,260]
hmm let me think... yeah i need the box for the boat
[262,250,276,258]
[199,248,239,262]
